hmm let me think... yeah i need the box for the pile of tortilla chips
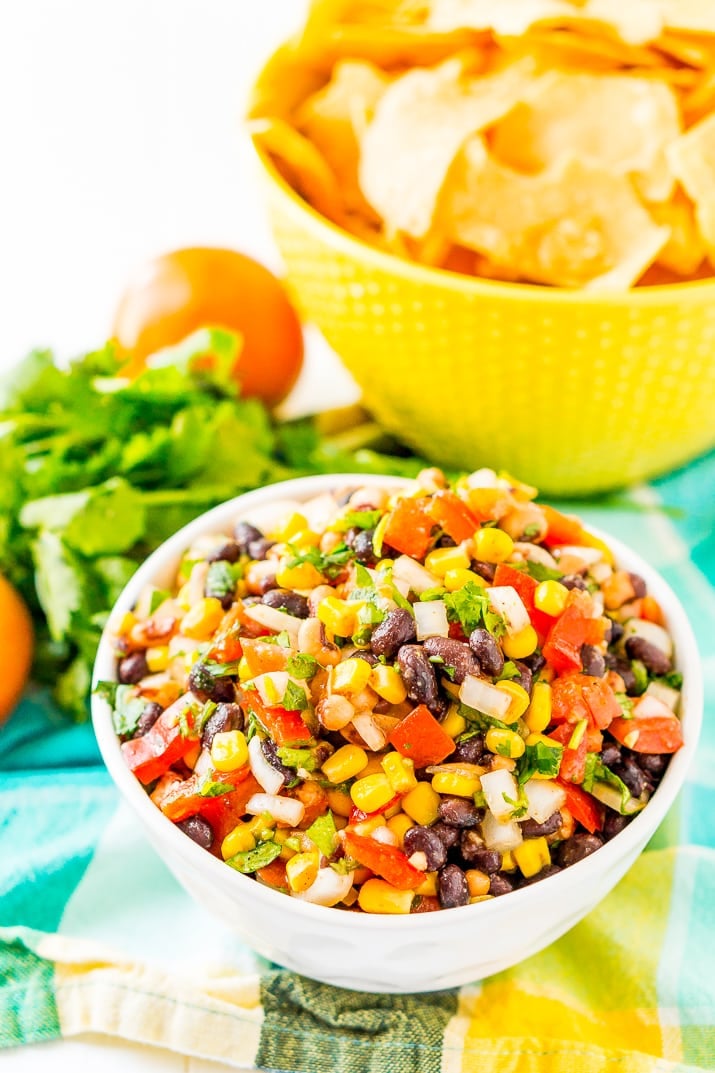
[249,0,715,289]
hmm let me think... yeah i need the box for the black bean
[438,795,480,827]
[234,521,264,554]
[261,739,291,786]
[452,736,485,765]
[436,533,457,548]
[557,833,603,868]
[256,574,280,595]
[189,663,235,703]
[177,815,214,851]
[520,863,562,886]
[636,752,668,780]
[521,650,546,675]
[612,758,646,798]
[354,651,379,667]
[510,660,533,696]
[422,637,481,685]
[247,537,275,562]
[133,701,162,738]
[261,588,310,619]
[206,541,241,564]
[600,742,622,768]
[628,573,647,599]
[606,619,624,645]
[353,530,377,565]
[605,654,637,694]
[624,636,672,676]
[489,873,514,897]
[580,644,606,678]
[602,812,630,841]
[561,574,588,591]
[468,628,504,677]
[521,811,563,838]
[458,829,484,862]
[118,652,149,684]
[396,644,442,712]
[438,863,469,908]
[200,702,244,750]
[430,822,461,850]
[403,826,447,870]
[470,560,496,583]
[464,844,502,873]
[370,609,416,658]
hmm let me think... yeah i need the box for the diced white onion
[392,576,412,599]
[459,674,511,718]
[187,561,210,605]
[248,735,285,795]
[623,618,673,658]
[633,693,679,720]
[292,866,353,907]
[487,586,530,635]
[590,562,612,584]
[513,542,558,569]
[465,468,499,489]
[246,792,305,827]
[645,680,680,712]
[244,604,302,639]
[481,811,524,852]
[590,591,605,617]
[481,768,520,821]
[426,762,484,778]
[372,826,399,847]
[251,671,290,707]
[414,600,449,641]
[168,633,201,659]
[193,747,213,778]
[352,713,387,751]
[557,545,604,566]
[392,555,440,595]
[522,779,566,825]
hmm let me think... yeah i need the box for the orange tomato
[112,247,304,407]
[0,575,34,724]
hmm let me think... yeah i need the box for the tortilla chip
[248,117,346,224]
[491,71,680,201]
[650,187,707,274]
[517,27,663,71]
[667,112,715,251]
[658,0,715,36]
[682,65,715,126]
[440,138,669,287]
[359,55,541,238]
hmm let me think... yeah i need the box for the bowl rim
[249,81,715,306]
[92,473,703,930]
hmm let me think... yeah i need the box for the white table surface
[1,2,357,1068]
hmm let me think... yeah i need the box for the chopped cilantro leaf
[149,588,171,613]
[283,680,310,712]
[497,661,520,681]
[444,581,505,637]
[335,509,382,532]
[524,560,563,582]
[206,560,235,599]
[518,738,563,784]
[226,841,282,875]
[286,542,352,580]
[286,653,319,680]
[277,746,317,770]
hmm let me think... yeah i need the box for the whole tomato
[112,247,304,406]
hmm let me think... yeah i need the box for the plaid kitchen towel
[1,453,714,1073]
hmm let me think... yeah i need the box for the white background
[0,2,352,1069]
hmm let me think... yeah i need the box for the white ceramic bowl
[92,474,702,993]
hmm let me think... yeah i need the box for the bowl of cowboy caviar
[92,470,701,992]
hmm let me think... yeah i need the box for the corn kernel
[350,773,395,813]
[114,610,137,637]
[525,681,552,733]
[502,624,538,659]
[444,568,487,592]
[381,752,418,794]
[237,656,252,681]
[534,580,570,617]
[275,561,324,590]
[370,664,408,704]
[466,869,491,897]
[246,813,276,836]
[501,850,518,872]
[358,878,414,914]
[361,753,388,777]
[181,597,224,640]
[290,528,321,549]
[322,744,368,784]
[485,726,525,759]
[326,788,353,817]
[401,781,441,825]
[353,816,387,837]
[332,658,373,695]
[286,850,320,893]
[424,546,471,577]
[270,512,309,542]
[386,812,414,846]
[494,680,531,723]
[176,583,192,611]
[211,730,249,772]
[145,645,169,672]
[513,837,551,878]
[440,706,467,738]
[221,823,256,860]
[415,871,439,896]
[317,596,359,638]
[431,771,482,797]
[473,527,514,563]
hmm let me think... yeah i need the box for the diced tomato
[388,704,455,768]
[382,498,434,559]
[557,780,604,834]
[238,691,311,746]
[343,831,424,890]
[240,637,290,676]
[156,767,252,823]
[256,857,288,889]
[549,723,588,784]
[609,711,683,754]
[541,504,586,547]
[582,677,621,730]
[208,607,244,662]
[492,562,556,638]
[121,695,197,784]
[350,794,402,825]
[543,603,605,674]
[448,621,467,641]
[551,673,619,732]
[428,491,479,543]
[201,773,262,843]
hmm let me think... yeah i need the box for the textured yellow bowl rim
[251,125,715,307]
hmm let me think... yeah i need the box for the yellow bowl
[250,51,715,496]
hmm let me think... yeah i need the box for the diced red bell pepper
[388,704,455,768]
[350,794,402,825]
[549,723,588,784]
[200,773,262,843]
[609,696,683,754]
[382,498,434,559]
[343,831,424,890]
[256,857,288,889]
[557,779,604,834]
[492,562,556,638]
[448,621,467,641]
[156,767,252,823]
[428,492,479,543]
[541,505,586,547]
[238,691,311,746]
[543,603,605,674]
[121,697,197,784]
[208,606,245,662]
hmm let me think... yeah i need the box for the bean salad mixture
[102,469,684,914]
